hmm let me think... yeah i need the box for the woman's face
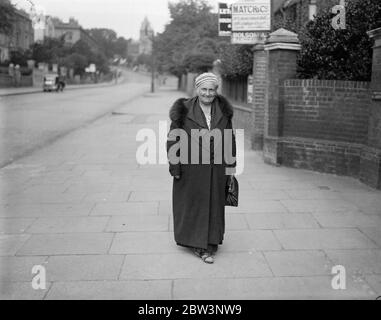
[197,81,217,105]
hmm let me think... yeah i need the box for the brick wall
[266,50,299,137]
[0,73,33,87]
[258,27,381,189]
[278,78,381,188]
[283,80,371,144]
[281,138,362,178]
[252,46,267,150]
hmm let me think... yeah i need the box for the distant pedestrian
[14,65,21,87]
[166,72,237,264]
[8,63,15,85]
[57,73,66,92]
[114,69,118,84]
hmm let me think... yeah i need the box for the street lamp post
[150,34,155,93]
[150,52,155,93]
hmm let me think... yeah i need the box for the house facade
[33,16,100,53]
[0,7,34,62]
[273,0,340,32]
[51,17,100,53]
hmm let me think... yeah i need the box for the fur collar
[169,95,234,126]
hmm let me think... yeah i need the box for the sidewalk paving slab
[106,215,169,232]
[0,256,48,281]
[109,232,178,254]
[0,234,31,256]
[0,281,51,300]
[173,277,376,299]
[274,229,379,250]
[364,275,381,296]
[119,252,272,280]
[0,218,36,234]
[325,249,381,275]
[45,280,172,300]
[45,255,125,281]
[263,250,333,276]
[1,83,381,299]
[245,213,320,229]
[16,233,114,256]
[90,202,159,216]
[1,203,94,218]
[26,216,110,233]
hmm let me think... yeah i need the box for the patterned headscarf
[194,72,219,88]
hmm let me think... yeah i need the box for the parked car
[43,74,58,92]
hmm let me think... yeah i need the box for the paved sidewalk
[1,83,381,299]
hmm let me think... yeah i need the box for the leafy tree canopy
[30,37,69,63]
[154,0,222,76]
[297,0,381,81]
[0,0,15,35]
[87,28,128,58]
[219,44,253,78]
[64,53,88,76]
[30,37,109,74]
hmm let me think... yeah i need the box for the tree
[113,37,128,57]
[182,52,216,73]
[87,28,128,59]
[63,53,88,76]
[154,0,220,77]
[297,0,381,81]
[30,37,69,64]
[69,40,109,74]
[91,52,109,74]
[9,49,32,66]
[0,0,15,35]
[219,44,253,78]
[70,39,93,57]
[137,53,152,66]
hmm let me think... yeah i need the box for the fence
[221,76,248,105]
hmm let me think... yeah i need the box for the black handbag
[225,175,238,207]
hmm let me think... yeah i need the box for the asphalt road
[0,70,152,168]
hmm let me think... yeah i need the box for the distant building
[0,34,9,63]
[50,17,100,53]
[34,15,55,42]
[138,17,154,55]
[126,17,154,64]
[0,6,34,62]
[273,0,338,32]
[33,15,100,53]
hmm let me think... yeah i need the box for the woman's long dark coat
[166,95,236,250]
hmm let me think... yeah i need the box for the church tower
[139,17,154,55]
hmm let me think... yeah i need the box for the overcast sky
[12,0,224,40]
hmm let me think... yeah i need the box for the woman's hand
[174,175,181,180]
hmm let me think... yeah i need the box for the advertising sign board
[218,3,232,36]
[231,1,271,31]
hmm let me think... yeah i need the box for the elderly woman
[166,73,236,264]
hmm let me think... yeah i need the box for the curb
[0,80,118,97]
